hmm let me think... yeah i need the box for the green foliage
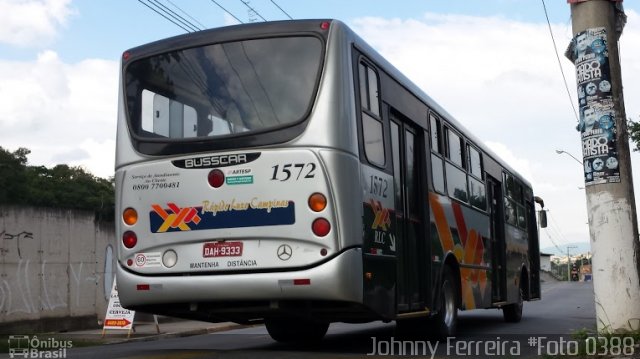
[628,118,640,152]
[0,147,30,204]
[0,146,114,221]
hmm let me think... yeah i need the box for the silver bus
[115,19,545,341]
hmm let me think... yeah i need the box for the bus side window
[467,145,486,210]
[359,61,384,166]
[430,115,441,154]
[445,127,464,168]
[142,89,198,138]
[444,126,468,202]
[503,172,526,229]
[468,145,483,179]
[429,115,445,193]
[362,113,385,166]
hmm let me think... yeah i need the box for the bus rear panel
[115,20,377,324]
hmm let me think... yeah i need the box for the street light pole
[555,149,583,166]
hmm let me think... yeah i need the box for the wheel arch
[441,252,462,309]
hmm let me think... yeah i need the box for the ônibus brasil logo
[8,335,72,358]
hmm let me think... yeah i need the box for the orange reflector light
[136,284,150,291]
[123,208,138,226]
[293,279,311,286]
[312,218,331,237]
[308,193,327,212]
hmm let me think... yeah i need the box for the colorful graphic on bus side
[430,192,490,310]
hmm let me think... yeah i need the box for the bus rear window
[125,36,323,141]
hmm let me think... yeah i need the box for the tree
[628,117,640,152]
[0,146,114,220]
[0,147,30,204]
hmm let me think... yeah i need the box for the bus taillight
[123,208,138,225]
[308,193,327,212]
[123,231,137,249]
[208,169,225,188]
[312,218,330,237]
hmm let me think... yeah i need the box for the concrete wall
[540,254,552,272]
[0,205,116,332]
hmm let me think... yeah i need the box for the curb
[103,323,250,345]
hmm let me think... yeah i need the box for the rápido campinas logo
[8,335,72,358]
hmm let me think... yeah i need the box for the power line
[543,230,565,253]
[138,0,192,33]
[270,0,293,20]
[149,0,201,32]
[239,0,267,22]
[548,211,571,244]
[541,0,580,123]
[210,0,244,24]
[165,0,207,29]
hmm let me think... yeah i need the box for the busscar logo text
[185,154,247,168]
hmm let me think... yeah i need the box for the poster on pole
[103,280,135,331]
[573,27,620,186]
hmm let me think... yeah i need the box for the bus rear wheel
[503,286,524,323]
[430,266,458,338]
[265,318,329,343]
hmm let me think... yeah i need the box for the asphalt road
[62,280,598,358]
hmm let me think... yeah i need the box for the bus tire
[265,318,329,343]
[503,284,524,323]
[430,266,458,338]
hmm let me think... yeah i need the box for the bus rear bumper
[116,247,364,308]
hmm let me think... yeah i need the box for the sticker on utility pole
[571,27,620,186]
[103,280,135,330]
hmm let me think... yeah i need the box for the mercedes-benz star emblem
[277,244,292,261]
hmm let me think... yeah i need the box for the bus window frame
[123,32,328,156]
[428,112,446,195]
[503,171,528,230]
[355,56,388,170]
[467,144,484,181]
[443,125,469,204]
[467,143,487,211]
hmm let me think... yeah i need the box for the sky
[1,0,640,252]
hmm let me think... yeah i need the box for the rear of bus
[115,20,368,327]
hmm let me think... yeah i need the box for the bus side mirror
[538,210,547,228]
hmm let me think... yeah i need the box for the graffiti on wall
[1,230,33,258]
[0,207,116,324]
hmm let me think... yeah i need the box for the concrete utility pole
[567,0,640,333]
[567,245,577,281]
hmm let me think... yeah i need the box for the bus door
[487,176,507,302]
[526,201,541,299]
[390,114,426,312]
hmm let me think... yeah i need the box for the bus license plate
[203,242,243,258]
